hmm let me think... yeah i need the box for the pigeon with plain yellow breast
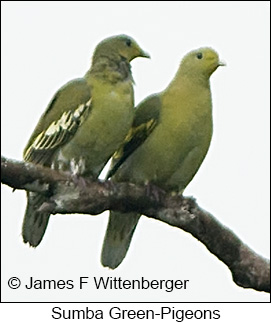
[102,47,225,269]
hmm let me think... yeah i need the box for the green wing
[106,94,161,179]
[23,78,92,166]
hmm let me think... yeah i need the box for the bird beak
[140,50,151,59]
[218,60,226,66]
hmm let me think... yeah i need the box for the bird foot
[69,174,88,191]
[145,182,165,203]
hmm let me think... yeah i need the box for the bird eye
[126,39,132,47]
[196,53,203,59]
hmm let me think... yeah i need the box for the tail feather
[101,211,140,269]
[22,192,51,247]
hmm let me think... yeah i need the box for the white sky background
[1,0,270,308]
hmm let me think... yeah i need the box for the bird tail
[101,211,140,269]
[22,192,51,247]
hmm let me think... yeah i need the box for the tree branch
[1,155,270,293]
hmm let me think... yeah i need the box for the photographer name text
[22,276,189,293]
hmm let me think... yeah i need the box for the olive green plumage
[101,47,225,269]
[22,34,150,247]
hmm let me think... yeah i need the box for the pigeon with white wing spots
[22,34,150,247]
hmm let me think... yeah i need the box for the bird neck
[171,66,211,89]
[85,55,133,84]
[162,72,212,119]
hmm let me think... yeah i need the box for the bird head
[92,34,150,63]
[180,47,225,78]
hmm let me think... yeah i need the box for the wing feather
[106,94,161,178]
[23,78,92,165]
